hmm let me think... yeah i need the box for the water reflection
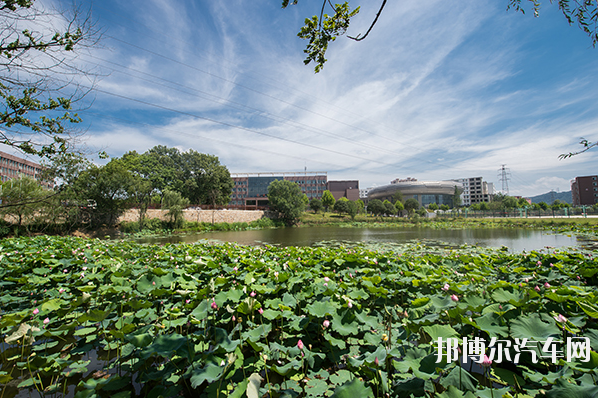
[132,226,593,252]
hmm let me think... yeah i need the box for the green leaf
[440,365,478,393]
[473,312,508,338]
[577,300,598,318]
[545,378,598,398]
[306,378,330,397]
[191,300,208,320]
[41,298,62,312]
[229,380,249,398]
[422,324,460,341]
[329,369,352,385]
[436,385,467,398]
[330,378,373,398]
[142,333,187,358]
[306,300,337,317]
[190,361,225,389]
[73,327,96,336]
[509,313,560,341]
[411,297,430,308]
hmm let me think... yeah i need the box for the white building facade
[457,177,494,206]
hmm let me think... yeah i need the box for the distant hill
[529,191,572,204]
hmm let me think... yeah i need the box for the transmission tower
[497,165,511,195]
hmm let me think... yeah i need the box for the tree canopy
[284,1,597,73]
[0,0,99,158]
[267,179,305,225]
[321,190,336,212]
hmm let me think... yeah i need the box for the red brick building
[0,150,53,189]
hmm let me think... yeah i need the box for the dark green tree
[355,199,365,213]
[347,200,358,220]
[163,189,189,229]
[503,196,518,209]
[73,159,133,226]
[392,191,404,204]
[309,198,323,213]
[517,197,530,208]
[333,197,351,214]
[383,199,395,215]
[267,180,305,225]
[394,200,404,216]
[0,176,47,227]
[404,198,420,216]
[366,198,385,216]
[321,190,336,212]
[180,150,233,207]
[428,202,438,211]
[121,151,157,230]
[452,186,462,208]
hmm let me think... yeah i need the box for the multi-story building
[571,175,598,205]
[0,150,53,189]
[230,172,327,209]
[457,177,493,206]
[327,180,359,201]
[359,187,373,199]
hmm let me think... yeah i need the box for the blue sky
[35,0,599,196]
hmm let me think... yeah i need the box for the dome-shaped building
[367,179,462,207]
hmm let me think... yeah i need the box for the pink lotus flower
[43,318,49,325]
[250,291,256,297]
[33,308,39,315]
[347,300,353,308]
[534,286,541,292]
[544,282,551,288]
[233,266,238,272]
[211,301,218,310]
[324,283,328,287]
[258,308,264,315]
[442,283,450,292]
[323,319,330,328]
[297,339,304,350]
[481,354,492,367]
[450,294,459,302]
[59,288,65,293]
[374,357,379,366]
[232,316,236,322]
[324,276,330,282]
[554,314,568,323]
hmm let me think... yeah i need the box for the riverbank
[299,212,598,235]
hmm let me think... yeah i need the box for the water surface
[133,226,593,252]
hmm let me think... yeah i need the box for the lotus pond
[0,236,597,398]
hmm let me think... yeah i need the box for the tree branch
[347,0,387,41]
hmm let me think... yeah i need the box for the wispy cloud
[69,0,597,198]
